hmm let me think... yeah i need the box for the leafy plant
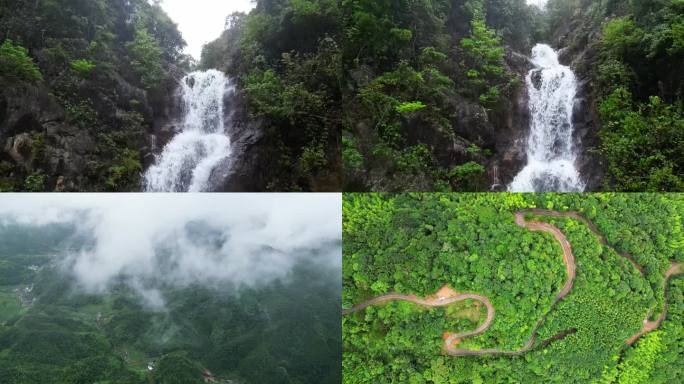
[459,8,510,108]
[598,88,684,191]
[395,101,427,115]
[24,171,46,192]
[69,59,96,74]
[0,39,43,83]
[448,161,486,191]
[127,29,164,89]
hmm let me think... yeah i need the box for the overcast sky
[0,193,341,308]
[160,0,255,59]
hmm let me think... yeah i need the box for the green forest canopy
[343,193,684,383]
[0,223,341,384]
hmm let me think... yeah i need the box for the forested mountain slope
[201,0,343,191]
[335,0,684,192]
[0,0,189,191]
[3,0,682,191]
[343,193,684,383]
[547,0,684,191]
[0,223,341,384]
[341,0,545,192]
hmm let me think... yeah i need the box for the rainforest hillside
[3,0,682,192]
[343,193,684,383]
[200,0,343,191]
[201,0,684,192]
[547,0,684,191]
[0,0,190,192]
[0,221,341,384]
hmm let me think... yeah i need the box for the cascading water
[509,44,585,192]
[144,70,233,192]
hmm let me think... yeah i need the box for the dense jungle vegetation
[338,0,684,192]
[0,223,341,384]
[339,0,543,192]
[343,193,684,383]
[200,0,344,191]
[0,0,189,191]
[545,0,684,191]
[3,0,683,191]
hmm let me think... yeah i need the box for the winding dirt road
[626,261,683,345]
[342,291,495,342]
[521,210,683,346]
[343,209,684,357]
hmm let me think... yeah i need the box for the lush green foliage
[339,0,534,191]
[127,29,164,89]
[0,0,187,191]
[343,193,684,383]
[0,39,43,83]
[69,59,96,75]
[598,88,684,191]
[459,2,513,108]
[23,171,47,192]
[591,0,684,191]
[201,0,342,191]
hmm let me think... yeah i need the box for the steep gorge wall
[0,0,188,192]
[551,8,607,191]
[491,5,608,191]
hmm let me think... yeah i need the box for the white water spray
[144,70,233,192]
[509,44,584,192]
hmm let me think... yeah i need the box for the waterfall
[509,44,585,192]
[144,70,233,192]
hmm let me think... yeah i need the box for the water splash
[144,70,233,192]
[509,44,584,192]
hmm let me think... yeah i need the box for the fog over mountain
[0,194,341,308]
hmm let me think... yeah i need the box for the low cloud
[0,194,341,308]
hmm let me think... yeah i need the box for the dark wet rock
[488,52,533,188]
[550,13,606,191]
[0,83,90,190]
[530,70,543,90]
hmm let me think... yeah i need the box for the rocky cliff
[0,0,188,191]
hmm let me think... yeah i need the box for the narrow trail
[518,209,645,275]
[520,210,682,346]
[343,210,684,357]
[626,261,683,345]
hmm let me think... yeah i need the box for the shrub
[105,149,142,192]
[449,161,486,191]
[459,15,510,108]
[395,101,426,114]
[602,18,644,57]
[299,143,328,176]
[24,171,47,192]
[0,40,43,83]
[69,59,96,74]
[599,88,684,191]
[342,136,364,172]
[127,29,163,89]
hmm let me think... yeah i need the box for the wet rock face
[0,84,95,191]
[530,70,543,90]
[488,50,533,188]
[551,14,606,191]
[215,87,265,192]
[0,60,182,191]
[573,92,604,191]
